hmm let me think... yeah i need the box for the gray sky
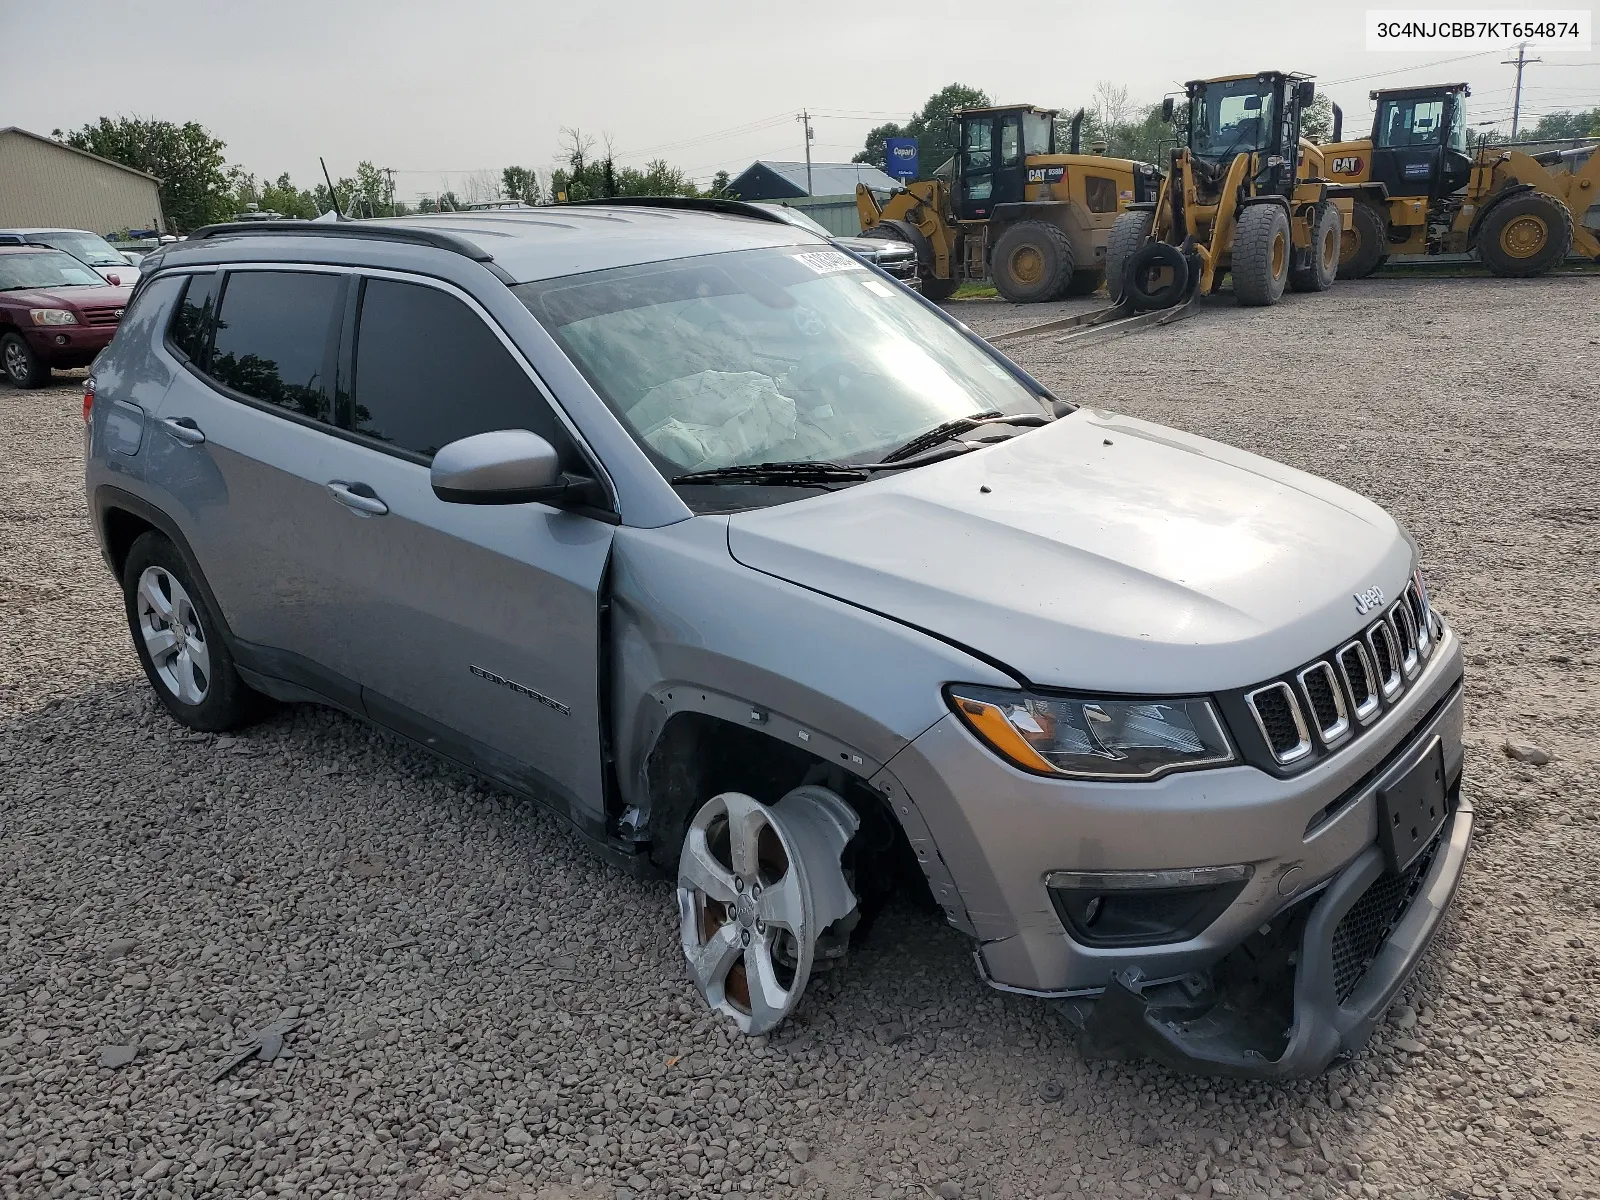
[8,0,1598,202]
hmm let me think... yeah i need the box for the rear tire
[1105,209,1155,302]
[1232,203,1292,306]
[1060,269,1105,297]
[1475,192,1574,277]
[1338,201,1388,280]
[1,333,49,388]
[123,532,262,732]
[991,221,1074,303]
[1289,201,1340,292]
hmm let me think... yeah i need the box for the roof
[0,128,161,182]
[732,161,900,197]
[1370,82,1471,99]
[157,205,827,284]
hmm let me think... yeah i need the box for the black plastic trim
[557,196,793,225]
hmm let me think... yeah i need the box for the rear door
[305,273,615,822]
[147,267,362,708]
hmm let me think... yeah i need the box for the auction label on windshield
[793,249,867,275]
[1366,9,1591,50]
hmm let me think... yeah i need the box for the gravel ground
[4,276,1600,1200]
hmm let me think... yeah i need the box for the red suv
[0,246,131,387]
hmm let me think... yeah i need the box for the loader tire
[1476,191,1574,277]
[1338,201,1388,280]
[1290,201,1341,292]
[992,221,1074,303]
[860,222,958,300]
[1124,243,1189,311]
[1232,203,1292,306]
[1105,209,1155,302]
[1061,269,1105,297]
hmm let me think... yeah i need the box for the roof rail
[184,220,494,262]
[557,196,791,225]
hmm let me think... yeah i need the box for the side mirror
[431,429,565,504]
[105,273,121,286]
[1162,97,1175,124]
[1297,80,1317,110]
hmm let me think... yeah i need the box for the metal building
[0,128,165,235]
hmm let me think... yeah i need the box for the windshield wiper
[877,411,1051,464]
[672,460,871,487]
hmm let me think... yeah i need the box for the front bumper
[27,323,116,367]
[1071,792,1472,1078]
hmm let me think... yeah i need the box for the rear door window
[348,277,567,460]
[207,270,343,423]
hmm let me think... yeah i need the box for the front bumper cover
[1070,793,1473,1078]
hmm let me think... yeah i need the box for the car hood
[2,283,132,311]
[725,409,1415,693]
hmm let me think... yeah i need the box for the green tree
[852,83,991,180]
[64,116,232,231]
[708,169,732,197]
[502,165,540,204]
[1301,93,1336,143]
[1519,108,1600,141]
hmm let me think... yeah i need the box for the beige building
[0,127,165,234]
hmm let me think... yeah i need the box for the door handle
[160,416,205,445]
[327,481,389,516]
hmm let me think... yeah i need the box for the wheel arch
[93,485,238,644]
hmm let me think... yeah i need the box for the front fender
[607,515,1016,924]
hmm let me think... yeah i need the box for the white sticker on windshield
[860,278,894,297]
[793,249,866,275]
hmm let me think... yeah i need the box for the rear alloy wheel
[1338,201,1389,280]
[122,531,262,731]
[1289,201,1340,292]
[677,787,859,1035]
[1,332,49,388]
[1232,203,1292,306]
[991,221,1074,303]
[1476,192,1574,277]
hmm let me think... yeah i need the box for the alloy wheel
[677,788,858,1035]
[135,566,211,704]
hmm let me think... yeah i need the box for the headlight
[30,309,78,326]
[947,685,1235,780]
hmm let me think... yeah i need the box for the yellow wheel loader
[854,105,1161,302]
[1105,72,1346,311]
[1321,83,1600,277]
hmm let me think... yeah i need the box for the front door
[1372,94,1449,198]
[308,273,614,826]
[993,112,1026,207]
[957,114,996,222]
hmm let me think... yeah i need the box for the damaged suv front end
[718,405,1468,1079]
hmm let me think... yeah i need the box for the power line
[1323,49,1500,86]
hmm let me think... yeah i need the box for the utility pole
[383,167,396,215]
[796,110,815,194]
[1502,43,1541,138]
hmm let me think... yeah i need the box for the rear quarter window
[168,272,220,365]
[1085,175,1118,213]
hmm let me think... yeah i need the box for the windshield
[1191,80,1276,158]
[0,249,108,290]
[33,230,127,267]
[757,204,833,239]
[516,246,1045,475]
[1376,97,1446,148]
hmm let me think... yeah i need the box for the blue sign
[885,138,919,182]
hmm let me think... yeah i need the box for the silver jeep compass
[84,200,1468,1078]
